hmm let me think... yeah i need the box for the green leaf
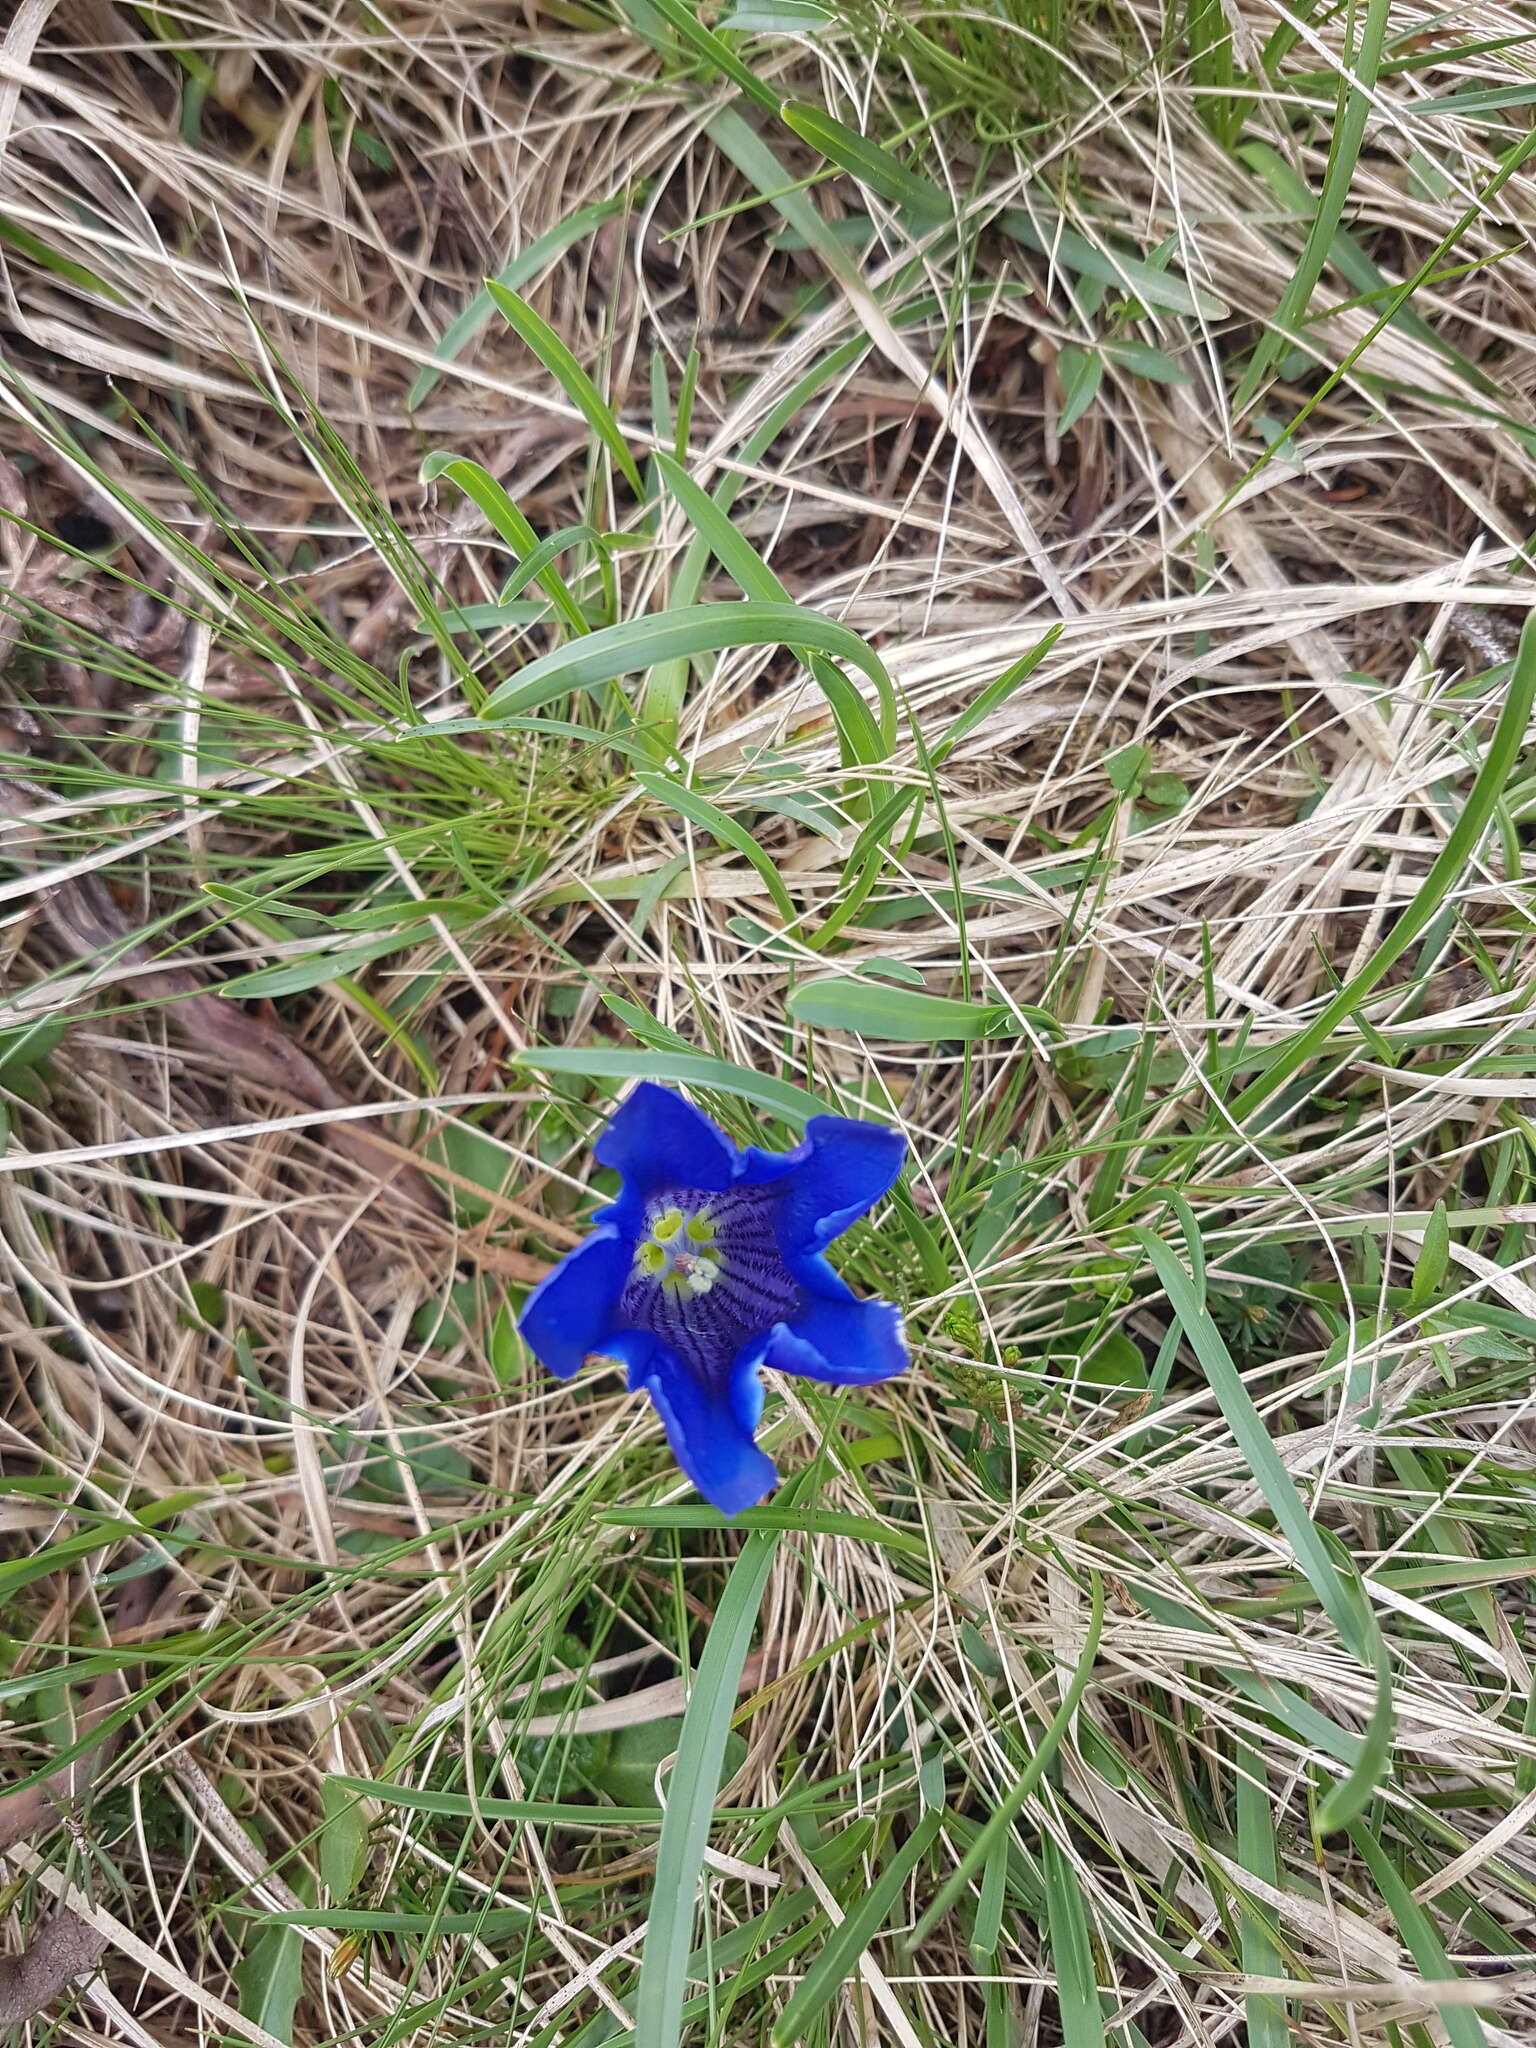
[652,449,893,757]
[1233,1739,1288,2048]
[218,925,439,1000]
[770,1807,941,2046]
[999,208,1228,320]
[511,1045,829,1126]
[327,1775,661,1827]
[778,102,949,221]
[719,0,830,28]
[420,453,589,632]
[636,770,797,925]
[599,1504,927,1560]
[634,0,780,110]
[593,1719,747,1808]
[1416,82,1536,118]
[484,280,644,494]
[1234,0,1391,410]
[934,624,1063,760]
[910,1575,1105,1947]
[1226,609,1536,1127]
[1056,345,1104,435]
[0,1017,66,1087]
[1348,1821,1489,2048]
[408,190,635,410]
[788,978,1019,1041]
[319,1779,370,1907]
[633,1519,782,2048]
[481,600,895,744]
[1103,742,1148,795]
[1043,1832,1107,2048]
[1408,1200,1451,1310]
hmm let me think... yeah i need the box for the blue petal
[601,1329,777,1518]
[594,1082,737,1195]
[742,1114,906,1253]
[518,1227,634,1379]
[766,1264,908,1386]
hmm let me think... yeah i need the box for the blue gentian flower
[519,1082,909,1516]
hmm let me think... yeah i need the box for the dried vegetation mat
[3,1,1536,2044]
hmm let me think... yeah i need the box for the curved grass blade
[653,449,893,758]
[421,453,588,632]
[635,769,797,926]
[1226,609,1536,1128]
[778,101,948,221]
[485,280,644,495]
[789,978,1020,1041]
[481,599,895,737]
[1234,0,1390,411]
[512,1045,828,1126]
[910,1574,1105,1947]
[1136,1230,1396,1828]
[408,190,635,411]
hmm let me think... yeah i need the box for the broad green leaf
[788,978,1019,1041]
[319,1778,370,1906]
[719,0,830,28]
[481,600,895,745]
[512,1045,829,1126]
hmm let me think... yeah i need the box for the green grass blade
[778,101,949,220]
[408,190,635,410]
[635,770,797,926]
[769,1807,941,2047]
[1233,1740,1288,2048]
[421,453,588,631]
[512,1045,831,1125]
[484,280,645,495]
[481,599,895,736]
[1348,1820,1489,2048]
[910,1575,1104,1947]
[1134,1232,1377,1659]
[788,978,1020,1041]
[998,208,1227,320]
[652,449,894,759]
[1226,610,1536,1127]
[1234,0,1391,410]
[1042,1832,1107,2048]
[633,1522,781,2048]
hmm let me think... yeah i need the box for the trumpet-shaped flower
[519,1083,908,1515]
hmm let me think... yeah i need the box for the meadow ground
[3,3,1536,2045]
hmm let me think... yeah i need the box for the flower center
[633,1203,724,1299]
